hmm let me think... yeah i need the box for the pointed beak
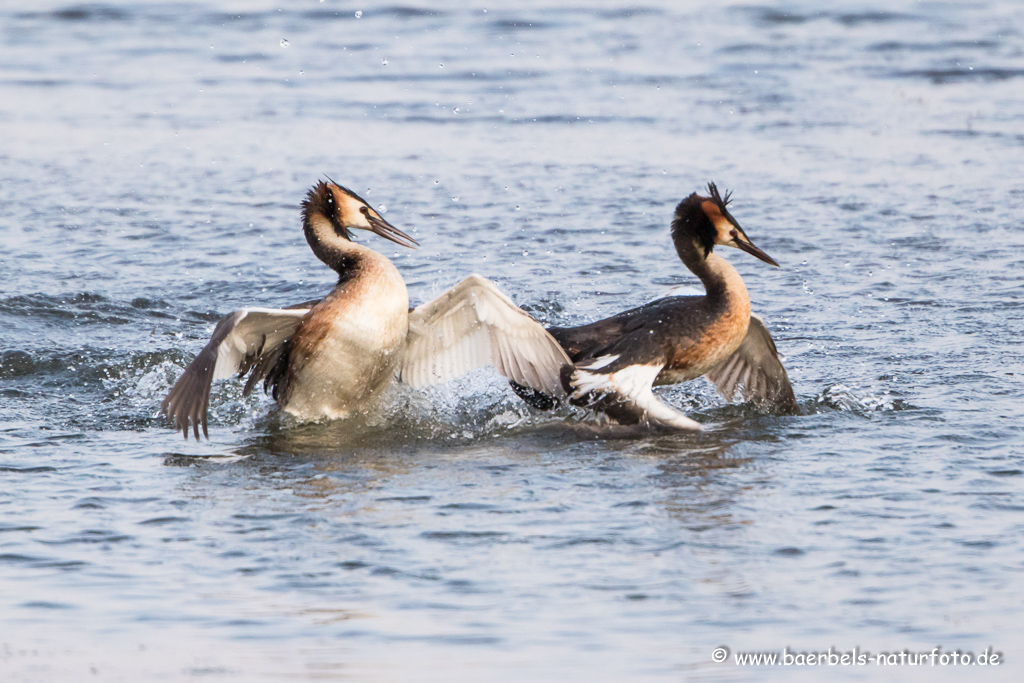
[733,232,780,267]
[368,213,419,249]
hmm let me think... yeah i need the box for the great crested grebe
[512,183,797,429]
[162,180,572,439]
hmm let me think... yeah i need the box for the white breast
[283,259,409,420]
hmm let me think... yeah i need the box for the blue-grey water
[2,1,1023,680]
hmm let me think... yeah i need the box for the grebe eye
[360,206,369,214]
[730,229,738,238]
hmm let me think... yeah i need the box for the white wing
[399,274,572,397]
[570,357,703,431]
[705,313,798,413]
[161,307,309,439]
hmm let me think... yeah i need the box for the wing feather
[161,307,309,439]
[569,358,703,431]
[705,313,799,413]
[399,274,572,396]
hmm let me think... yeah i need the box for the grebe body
[163,181,571,439]
[515,183,797,429]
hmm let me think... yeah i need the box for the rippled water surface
[2,1,1024,680]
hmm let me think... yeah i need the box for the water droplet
[354,10,362,18]
[451,196,459,202]
[280,38,289,48]
[453,107,460,114]
[299,70,304,75]
[377,204,387,213]
[439,63,444,68]
[382,57,388,66]
[514,205,520,211]
[434,179,440,184]
[522,250,529,256]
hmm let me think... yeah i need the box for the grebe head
[672,182,778,267]
[303,179,419,248]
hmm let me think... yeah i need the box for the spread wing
[399,274,572,397]
[705,313,798,413]
[161,307,309,439]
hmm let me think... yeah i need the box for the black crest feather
[707,182,732,210]
[671,183,728,258]
[302,179,352,240]
[324,175,373,207]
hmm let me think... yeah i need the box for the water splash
[815,383,906,414]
